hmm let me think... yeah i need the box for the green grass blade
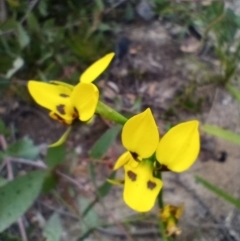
[201,124,240,145]
[226,83,240,103]
[90,125,121,159]
[196,176,240,209]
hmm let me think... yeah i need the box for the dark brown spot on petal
[51,113,65,124]
[147,181,157,190]
[130,152,138,160]
[127,171,137,181]
[159,165,170,172]
[57,104,65,115]
[60,93,69,98]
[73,107,79,118]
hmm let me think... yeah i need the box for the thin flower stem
[96,101,128,125]
[156,166,169,241]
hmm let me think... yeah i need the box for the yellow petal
[113,151,132,170]
[49,111,73,125]
[50,81,74,90]
[70,83,99,122]
[156,121,200,172]
[122,108,159,158]
[28,81,75,123]
[80,53,115,83]
[123,160,162,212]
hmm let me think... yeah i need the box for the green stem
[200,4,225,49]
[156,166,169,241]
[96,101,128,125]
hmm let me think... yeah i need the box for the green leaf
[17,23,30,48]
[38,0,48,17]
[0,18,17,32]
[0,177,8,187]
[201,124,240,145]
[95,0,104,11]
[78,197,99,240]
[90,125,121,159]
[6,137,39,159]
[46,144,65,168]
[41,172,58,194]
[43,213,62,241]
[98,23,112,32]
[97,171,115,197]
[125,2,135,21]
[0,119,9,135]
[0,170,46,232]
[196,176,240,209]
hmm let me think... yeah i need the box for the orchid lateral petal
[70,83,99,122]
[28,81,75,123]
[123,161,162,212]
[80,53,115,83]
[113,151,132,170]
[122,108,159,158]
[49,126,72,147]
[156,121,200,172]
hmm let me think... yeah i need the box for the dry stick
[55,170,88,192]
[3,154,90,194]
[104,0,127,14]
[0,135,28,241]
[10,157,47,169]
[19,0,40,24]
[5,157,90,193]
[38,201,79,220]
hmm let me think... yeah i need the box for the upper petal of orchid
[50,81,74,90]
[122,108,159,159]
[70,82,99,122]
[156,121,200,172]
[123,160,162,212]
[80,53,115,83]
[28,80,75,123]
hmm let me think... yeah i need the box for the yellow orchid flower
[113,108,200,212]
[160,204,184,237]
[28,53,115,124]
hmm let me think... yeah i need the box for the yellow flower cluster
[113,109,200,212]
[28,53,200,213]
[28,53,115,124]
